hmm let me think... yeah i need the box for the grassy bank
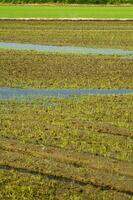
[0,95,133,199]
[0,49,133,89]
[0,21,133,50]
[0,5,133,18]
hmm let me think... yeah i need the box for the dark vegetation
[0,0,132,4]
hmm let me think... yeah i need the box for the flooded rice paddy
[0,88,133,99]
[0,42,133,56]
[0,42,133,99]
[0,21,133,200]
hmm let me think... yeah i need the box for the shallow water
[0,88,133,99]
[0,42,133,56]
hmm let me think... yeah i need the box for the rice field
[0,20,133,199]
[0,20,133,50]
[0,49,133,89]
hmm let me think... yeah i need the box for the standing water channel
[0,88,133,99]
[0,42,133,56]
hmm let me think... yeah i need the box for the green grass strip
[0,6,133,19]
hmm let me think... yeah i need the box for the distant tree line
[0,0,132,3]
